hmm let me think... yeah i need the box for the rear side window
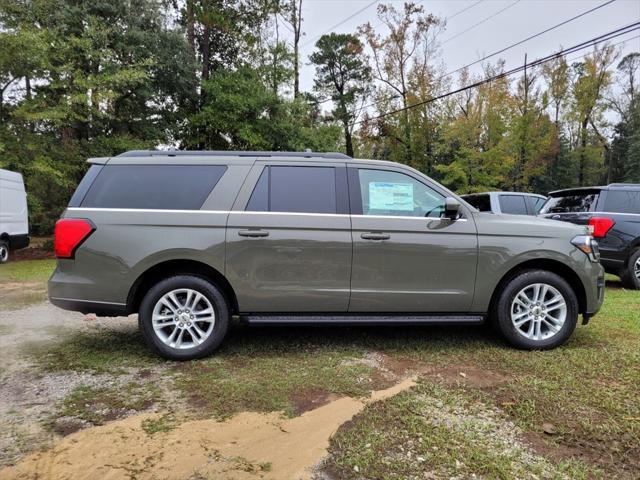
[540,193,599,214]
[499,195,527,215]
[604,190,640,214]
[80,165,227,209]
[68,165,103,207]
[246,166,337,214]
[464,194,491,212]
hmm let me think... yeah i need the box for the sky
[283,0,640,94]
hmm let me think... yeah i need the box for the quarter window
[356,169,445,218]
[246,166,338,214]
[80,165,227,210]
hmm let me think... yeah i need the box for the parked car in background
[539,183,640,289]
[0,168,29,263]
[49,150,604,359]
[461,192,547,216]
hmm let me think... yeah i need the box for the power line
[301,0,378,47]
[441,0,523,45]
[445,0,617,77]
[447,0,485,22]
[353,22,640,125]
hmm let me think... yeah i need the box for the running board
[241,314,485,326]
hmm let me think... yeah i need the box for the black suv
[540,183,640,289]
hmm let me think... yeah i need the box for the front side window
[499,195,528,215]
[81,165,227,210]
[246,166,337,214]
[531,196,546,214]
[357,169,445,218]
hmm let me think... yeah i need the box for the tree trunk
[579,117,588,186]
[344,120,354,157]
[201,25,210,82]
[291,0,302,98]
[186,0,195,55]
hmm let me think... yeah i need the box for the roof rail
[608,183,640,187]
[117,150,352,160]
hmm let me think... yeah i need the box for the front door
[226,162,352,312]
[348,165,478,312]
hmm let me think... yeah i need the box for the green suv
[48,151,605,359]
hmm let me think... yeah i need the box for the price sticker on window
[369,182,414,211]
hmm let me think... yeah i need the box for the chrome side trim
[66,207,229,214]
[543,211,639,217]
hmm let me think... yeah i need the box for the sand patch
[1,378,416,480]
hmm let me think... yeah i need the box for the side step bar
[241,314,485,326]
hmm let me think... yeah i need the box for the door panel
[348,166,478,312]
[226,162,352,313]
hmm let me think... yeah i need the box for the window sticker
[369,182,414,211]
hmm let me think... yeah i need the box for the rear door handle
[238,229,269,238]
[361,232,390,240]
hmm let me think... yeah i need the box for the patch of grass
[0,259,56,283]
[26,328,164,374]
[52,382,159,429]
[323,382,597,480]
[141,413,179,434]
[0,259,55,307]
[173,326,377,418]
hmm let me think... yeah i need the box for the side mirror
[444,197,461,219]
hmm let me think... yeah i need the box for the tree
[310,33,371,157]
[359,2,440,164]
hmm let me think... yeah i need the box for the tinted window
[68,165,103,207]
[246,166,337,214]
[464,194,491,212]
[81,165,226,209]
[357,169,445,218]
[531,196,546,214]
[604,190,640,214]
[499,195,528,215]
[245,168,268,211]
[540,193,599,214]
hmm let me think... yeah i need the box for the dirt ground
[0,301,418,479]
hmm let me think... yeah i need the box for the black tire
[493,270,578,350]
[0,240,9,264]
[620,248,640,290]
[138,275,229,360]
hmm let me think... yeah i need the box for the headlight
[571,235,600,262]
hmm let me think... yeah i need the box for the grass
[141,412,179,434]
[0,259,56,308]
[0,259,56,283]
[51,382,160,431]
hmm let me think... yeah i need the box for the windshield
[540,192,599,214]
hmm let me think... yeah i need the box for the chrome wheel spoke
[511,283,567,341]
[151,288,216,350]
[634,258,640,279]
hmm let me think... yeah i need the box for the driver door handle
[238,229,269,238]
[361,232,390,240]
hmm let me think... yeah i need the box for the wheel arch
[126,259,239,315]
[488,259,587,315]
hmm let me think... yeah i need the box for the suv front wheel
[139,275,229,360]
[494,270,578,349]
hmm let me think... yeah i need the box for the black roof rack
[117,150,352,159]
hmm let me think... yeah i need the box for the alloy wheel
[151,288,216,349]
[510,283,567,341]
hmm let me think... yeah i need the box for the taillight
[588,217,614,238]
[54,219,95,258]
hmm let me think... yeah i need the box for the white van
[0,168,29,263]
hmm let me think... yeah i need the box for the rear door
[348,164,478,312]
[226,161,352,312]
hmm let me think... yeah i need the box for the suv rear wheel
[494,270,578,349]
[139,275,229,360]
[620,249,640,290]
